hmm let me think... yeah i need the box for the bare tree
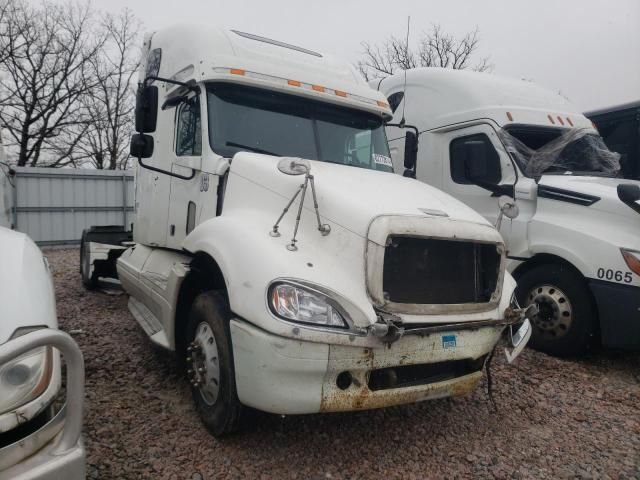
[0,0,105,167]
[75,9,140,169]
[358,24,493,81]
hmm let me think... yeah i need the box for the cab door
[439,123,523,246]
[166,94,204,250]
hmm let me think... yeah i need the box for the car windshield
[500,126,621,177]
[206,83,393,173]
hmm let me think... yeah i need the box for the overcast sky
[80,0,639,111]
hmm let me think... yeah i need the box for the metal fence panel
[12,167,134,246]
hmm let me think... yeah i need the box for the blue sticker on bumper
[442,334,457,349]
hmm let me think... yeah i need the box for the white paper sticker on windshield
[373,154,392,167]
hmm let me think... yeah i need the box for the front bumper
[0,330,85,480]
[230,319,507,415]
[0,408,85,480]
[590,279,640,350]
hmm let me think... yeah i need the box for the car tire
[184,291,244,437]
[515,263,598,357]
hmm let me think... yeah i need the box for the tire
[515,263,598,357]
[79,226,131,289]
[184,291,244,437]
[80,229,97,290]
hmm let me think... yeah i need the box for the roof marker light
[547,114,555,125]
[557,116,565,126]
[213,67,390,113]
[566,117,574,127]
[506,111,514,121]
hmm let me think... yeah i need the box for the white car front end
[0,227,85,480]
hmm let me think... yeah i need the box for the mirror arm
[137,157,196,181]
[472,178,512,197]
[144,75,199,93]
[386,123,419,137]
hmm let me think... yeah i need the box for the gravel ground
[47,248,640,480]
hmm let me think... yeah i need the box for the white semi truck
[376,68,640,356]
[81,25,532,436]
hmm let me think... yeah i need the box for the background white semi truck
[376,68,640,356]
[81,25,532,436]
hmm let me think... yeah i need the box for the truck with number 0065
[80,25,533,436]
[376,68,640,356]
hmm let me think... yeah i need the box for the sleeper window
[176,97,202,156]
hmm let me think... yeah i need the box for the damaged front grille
[382,237,501,305]
[368,356,487,391]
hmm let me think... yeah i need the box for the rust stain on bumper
[320,371,483,412]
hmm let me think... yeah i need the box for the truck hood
[538,175,640,219]
[0,227,57,344]
[229,153,493,239]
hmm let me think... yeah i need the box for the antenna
[399,15,411,128]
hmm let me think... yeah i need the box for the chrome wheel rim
[187,322,221,405]
[525,284,573,338]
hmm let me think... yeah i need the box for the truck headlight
[621,249,640,277]
[0,327,53,415]
[0,347,52,414]
[269,282,348,328]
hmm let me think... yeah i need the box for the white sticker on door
[373,154,392,167]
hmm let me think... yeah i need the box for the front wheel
[184,291,244,437]
[515,264,598,357]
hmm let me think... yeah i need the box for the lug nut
[198,367,206,374]
[186,357,192,363]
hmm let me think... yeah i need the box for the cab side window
[176,97,202,156]
[450,133,502,185]
[387,92,404,113]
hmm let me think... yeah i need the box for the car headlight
[269,282,348,328]
[0,328,53,415]
[621,249,640,277]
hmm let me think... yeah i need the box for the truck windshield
[206,83,393,172]
[500,126,621,177]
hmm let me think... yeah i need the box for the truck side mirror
[404,131,418,174]
[135,85,158,133]
[130,134,154,159]
[462,139,513,197]
[463,140,488,180]
[618,183,640,214]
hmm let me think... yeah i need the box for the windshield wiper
[226,141,280,157]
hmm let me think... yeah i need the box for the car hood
[538,175,640,219]
[0,227,57,344]
[228,153,494,240]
